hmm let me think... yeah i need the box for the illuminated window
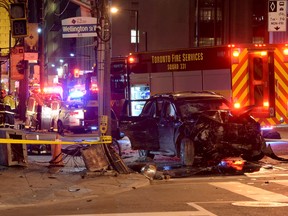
[197,37,222,46]
[131,29,139,44]
[199,7,222,22]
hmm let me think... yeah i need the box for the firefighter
[0,90,6,127]
[49,94,61,132]
[25,91,43,130]
[1,90,16,128]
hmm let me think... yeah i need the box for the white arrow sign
[268,1,287,32]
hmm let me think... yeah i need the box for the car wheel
[138,150,155,159]
[57,120,64,135]
[180,138,195,166]
[241,134,266,161]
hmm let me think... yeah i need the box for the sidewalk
[0,147,149,209]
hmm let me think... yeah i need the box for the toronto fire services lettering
[151,52,204,71]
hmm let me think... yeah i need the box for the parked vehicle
[57,101,85,134]
[119,91,267,166]
[57,100,121,139]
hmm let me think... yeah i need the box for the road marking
[269,179,288,187]
[53,203,217,216]
[245,166,288,178]
[210,181,288,202]
[55,213,212,216]
[245,173,288,178]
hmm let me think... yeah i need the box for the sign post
[268,0,287,32]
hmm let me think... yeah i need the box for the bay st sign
[268,1,287,32]
[61,17,97,38]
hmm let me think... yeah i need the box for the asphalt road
[1,132,288,216]
[2,162,288,216]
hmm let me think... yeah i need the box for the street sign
[10,46,25,80]
[61,17,97,38]
[268,1,287,32]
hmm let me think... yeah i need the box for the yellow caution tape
[0,135,112,145]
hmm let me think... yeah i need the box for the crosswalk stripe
[53,203,217,216]
[269,179,288,187]
[54,210,215,216]
[209,182,288,202]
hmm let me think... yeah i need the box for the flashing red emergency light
[128,56,136,64]
[232,50,240,58]
[263,101,269,107]
[254,44,266,47]
[283,48,288,56]
[43,86,63,98]
[234,102,241,109]
[74,68,80,78]
[90,83,99,92]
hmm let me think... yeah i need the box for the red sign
[10,46,24,80]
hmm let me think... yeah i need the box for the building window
[199,7,222,22]
[131,29,139,43]
[197,37,222,47]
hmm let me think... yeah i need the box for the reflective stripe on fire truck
[232,45,288,126]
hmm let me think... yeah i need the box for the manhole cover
[232,201,288,207]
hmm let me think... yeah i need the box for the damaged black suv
[120,91,267,166]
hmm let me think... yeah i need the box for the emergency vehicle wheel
[180,138,195,166]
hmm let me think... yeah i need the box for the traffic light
[74,68,80,78]
[10,3,28,38]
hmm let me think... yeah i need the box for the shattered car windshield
[177,98,231,118]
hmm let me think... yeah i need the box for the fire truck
[125,44,288,128]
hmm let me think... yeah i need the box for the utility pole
[90,0,112,135]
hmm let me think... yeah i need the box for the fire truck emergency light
[234,102,241,109]
[282,47,288,62]
[283,48,288,56]
[263,101,269,107]
[128,56,138,64]
[232,50,240,57]
[232,49,240,64]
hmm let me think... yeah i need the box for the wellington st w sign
[61,17,97,38]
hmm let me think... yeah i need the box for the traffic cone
[49,134,64,166]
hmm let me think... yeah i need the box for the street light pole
[110,7,139,52]
[135,10,138,52]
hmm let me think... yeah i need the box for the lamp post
[134,9,139,52]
